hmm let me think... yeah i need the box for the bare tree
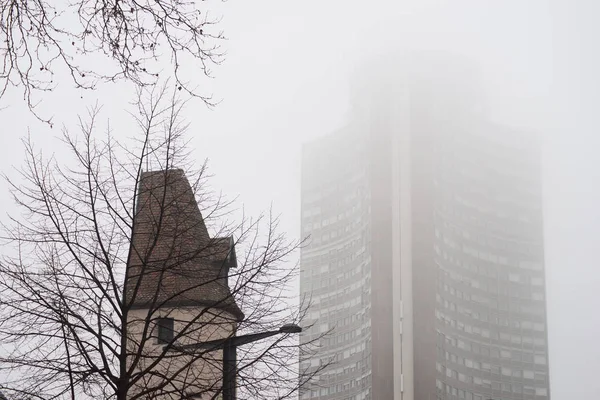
[0,85,326,400]
[0,0,224,120]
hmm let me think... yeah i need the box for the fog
[1,0,599,399]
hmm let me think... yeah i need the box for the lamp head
[279,323,302,334]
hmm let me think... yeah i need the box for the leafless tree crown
[0,0,223,119]
[0,86,326,399]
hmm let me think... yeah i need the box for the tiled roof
[125,169,243,321]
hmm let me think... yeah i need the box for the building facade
[299,128,375,400]
[419,122,551,400]
[299,55,551,400]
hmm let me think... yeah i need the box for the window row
[436,332,548,364]
[436,378,548,398]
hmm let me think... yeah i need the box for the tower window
[157,317,174,344]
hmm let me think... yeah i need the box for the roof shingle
[124,169,243,320]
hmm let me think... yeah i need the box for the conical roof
[125,169,243,320]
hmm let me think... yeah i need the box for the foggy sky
[1,1,598,398]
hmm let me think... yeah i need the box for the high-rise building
[299,55,551,400]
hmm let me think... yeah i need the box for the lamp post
[166,323,302,400]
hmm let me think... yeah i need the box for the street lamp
[166,323,303,400]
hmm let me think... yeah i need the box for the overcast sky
[2,1,599,398]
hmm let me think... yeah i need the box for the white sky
[2,0,599,398]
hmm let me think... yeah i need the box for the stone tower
[125,169,243,399]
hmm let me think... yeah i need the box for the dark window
[157,317,174,344]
